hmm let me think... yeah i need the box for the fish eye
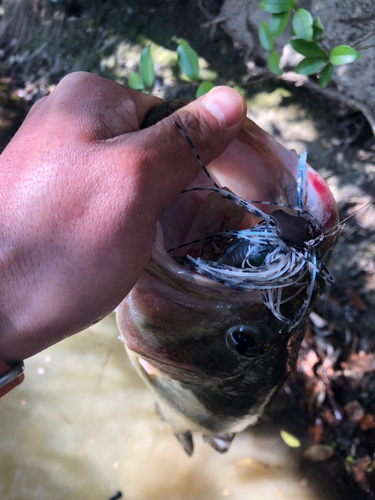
[225,325,262,358]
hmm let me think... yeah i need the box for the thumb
[118,86,247,214]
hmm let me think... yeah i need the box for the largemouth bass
[117,100,338,455]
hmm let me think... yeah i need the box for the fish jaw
[117,105,339,455]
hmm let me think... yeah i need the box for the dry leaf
[300,350,319,378]
[346,289,367,311]
[303,445,334,462]
[359,413,375,431]
[349,457,372,493]
[344,400,365,422]
[341,352,375,373]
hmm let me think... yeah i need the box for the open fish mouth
[117,100,339,455]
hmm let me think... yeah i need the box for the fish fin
[174,431,194,456]
[203,433,235,453]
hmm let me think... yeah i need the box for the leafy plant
[128,46,154,91]
[128,41,214,97]
[139,46,155,88]
[258,0,360,88]
[177,40,200,81]
[128,72,144,91]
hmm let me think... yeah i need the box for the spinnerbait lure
[171,121,333,332]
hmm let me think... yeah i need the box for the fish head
[117,100,338,454]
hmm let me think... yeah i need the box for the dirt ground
[1,0,375,498]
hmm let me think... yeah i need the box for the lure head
[271,209,315,249]
[117,100,339,455]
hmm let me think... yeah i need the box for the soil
[1,1,374,498]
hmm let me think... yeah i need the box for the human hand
[0,72,246,363]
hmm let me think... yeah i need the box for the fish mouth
[145,114,338,299]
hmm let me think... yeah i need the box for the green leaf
[177,40,200,81]
[267,51,282,74]
[319,63,334,88]
[313,17,324,30]
[259,0,295,14]
[295,57,326,75]
[292,9,313,41]
[280,429,301,448]
[139,47,155,88]
[196,81,214,98]
[128,72,144,91]
[269,11,290,36]
[259,22,274,51]
[329,45,360,66]
[289,39,326,58]
[312,17,324,41]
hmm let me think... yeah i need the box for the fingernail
[201,87,246,128]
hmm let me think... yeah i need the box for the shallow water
[0,314,332,500]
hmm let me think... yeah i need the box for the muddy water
[0,313,332,500]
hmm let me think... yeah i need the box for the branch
[279,72,375,139]
[352,30,375,48]
[354,44,375,51]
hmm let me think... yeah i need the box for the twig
[354,44,375,51]
[197,0,213,20]
[198,0,229,41]
[202,16,229,28]
[338,16,375,25]
[352,29,375,48]
[318,40,330,53]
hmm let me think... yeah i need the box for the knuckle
[51,72,103,108]
[57,71,93,88]
[28,95,48,114]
